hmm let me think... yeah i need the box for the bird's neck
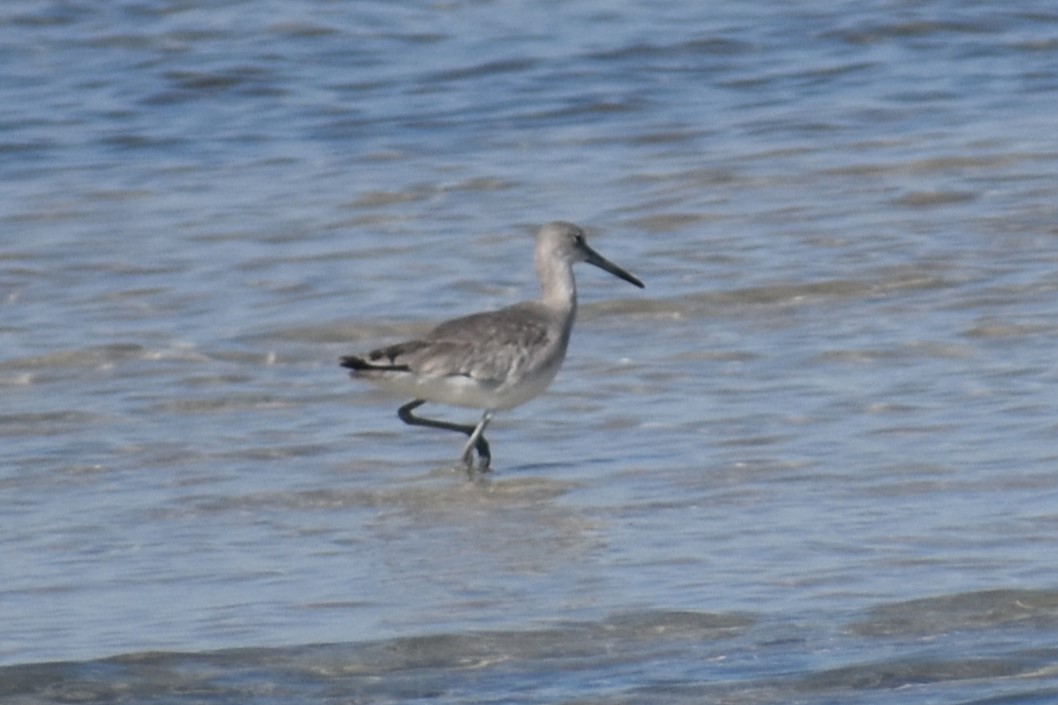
[536,253,577,313]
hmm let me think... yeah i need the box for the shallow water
[3,0,1058,702]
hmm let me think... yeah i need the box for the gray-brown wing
[413,303,553,384]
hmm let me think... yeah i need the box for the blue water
[3,0,1058,702]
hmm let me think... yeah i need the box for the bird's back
[349,301,572,410]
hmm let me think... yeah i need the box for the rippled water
[3,0,1058,702]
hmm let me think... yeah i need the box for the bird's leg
[397,399,476,435]
[397,400,492,472]
[459,411,493,473]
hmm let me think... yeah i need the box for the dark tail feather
[340,355,370,370]
[340,355,410,372]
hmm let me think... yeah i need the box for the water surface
[3,0,1058,702]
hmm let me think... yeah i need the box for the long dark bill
[584,246,645,288]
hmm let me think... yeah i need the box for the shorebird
[341,221,644,473]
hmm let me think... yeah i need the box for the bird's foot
[461,436,491,475]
